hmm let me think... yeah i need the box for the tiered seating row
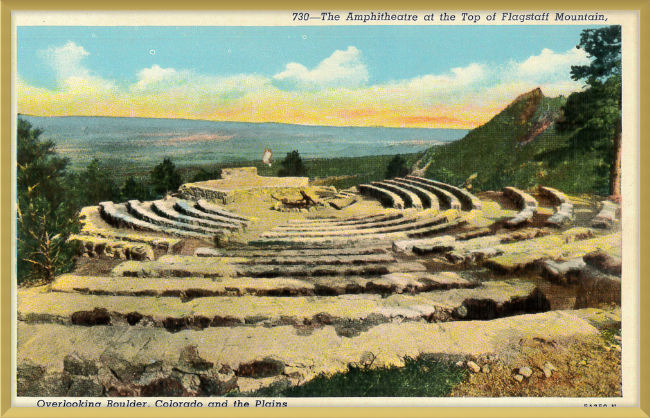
[503,187,538,209]
[591,201,618,229]
[174,200,247,227]
[396,178,462,211]
[274,214,422,232]
[253,213,466,246]
[539,186,574,227]
[22,280,546,330]
[195,199,249,222]
[79,206,182,252]
[287,213,403,226]
[261,213,453,238]
[405,176,482,210]
[358,184,404,209]
[151,200,240,230]
[111,254,426,279]
[538,186,571,205]
[210,247,388,258]
[502,187,538,226]
[51,271,477,299]
[126,200,223,236]
[99,202,212,240]
[383,179,440,211]
[370,181,423,209]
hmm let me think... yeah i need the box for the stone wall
[178,185,234,205]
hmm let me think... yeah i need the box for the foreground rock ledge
[17,308,619,395]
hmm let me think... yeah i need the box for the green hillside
[418,88,610,195]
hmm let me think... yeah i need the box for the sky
[17,25,600,129]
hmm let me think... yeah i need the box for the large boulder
[583,251,622,276]
[574,266,621,309]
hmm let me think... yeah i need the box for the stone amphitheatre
[16,166,622,397]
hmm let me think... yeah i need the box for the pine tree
[121,176,152,201]
[150,158,183,196]
[557,25,622,197]
[278,150,308,177]
[71,158,121,206]
[384,154,410,179]
[16,118,80,284]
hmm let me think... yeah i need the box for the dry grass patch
[450,331,621,397]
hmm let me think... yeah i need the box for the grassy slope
[420,89,608,195]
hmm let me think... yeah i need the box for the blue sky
[17,25,602,128]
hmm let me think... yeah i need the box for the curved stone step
[398,178,462,211]
[99,202,213,240]
[236,253,396,266]
[590,201,618,229]
[51,272,477,299]
[540,257,586,285]
[81,206,182,252]
[405,176,481,210]
[538,186,572,206]
[503,187,538,210]
[386,179,440,211]
[357,184,405,209]
[281,214,405,230]
[195,199,249,222]
[207,247,388,258]
[289,213,400,225]
[126,201,223,236]
[252,213,464,246]
[261,213,452,238]
[505,207,536,227]
[111,256,425,279]
[151,200,241,231]
[18,281,548,331]
[394,235,456,253]
[371,181,423,209]
[502,187,539,227]
[406,218,467,239]
[175,200,247,226]
[272,214,421,232]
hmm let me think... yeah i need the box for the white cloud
[274,46,369,88]
[398,63,486,92]
[41,41,91,79]
[133,65,180,90]
[510,47,590,82]
[131,65,271,99]
[38,41,117,94]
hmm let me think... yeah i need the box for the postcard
[6,5,644,413]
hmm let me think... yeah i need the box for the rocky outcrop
[17,343,237,397]
[17,308,617,395]
[70,235,154,261]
